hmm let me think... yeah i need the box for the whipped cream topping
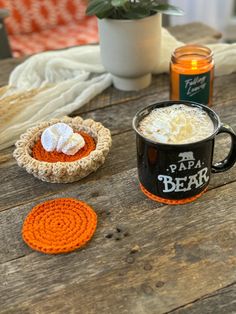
[61,133,85,155]
[41,123,85,155]
[138,104,215,144]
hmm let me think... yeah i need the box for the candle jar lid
[171,45,213,68]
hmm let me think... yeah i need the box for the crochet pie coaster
[22,198,97,254]
[32,131,96,162]
[13,116,112,183]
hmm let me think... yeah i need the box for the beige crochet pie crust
[13,116,112,183]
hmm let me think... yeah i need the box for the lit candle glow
[170,45,214,106]
[191,60,198,70]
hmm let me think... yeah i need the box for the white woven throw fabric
[0,27,236,150]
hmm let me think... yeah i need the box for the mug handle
[212,124,236,173]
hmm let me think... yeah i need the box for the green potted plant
[87,0,183,91]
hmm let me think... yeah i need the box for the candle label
[179,71,210,105]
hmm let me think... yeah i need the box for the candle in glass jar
[170,45,214,106]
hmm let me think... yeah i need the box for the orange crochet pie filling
[22,198,97,254]
[32,131,96,162]
[140,183,207,205]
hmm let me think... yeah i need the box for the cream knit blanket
[0,28,236,150]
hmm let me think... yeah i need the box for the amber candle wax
[170,45,214,106]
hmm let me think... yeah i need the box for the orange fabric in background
[0,0,98,57]
[0,0,89,34]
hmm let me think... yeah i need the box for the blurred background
[169,0,236,43]
[0,0,235,60]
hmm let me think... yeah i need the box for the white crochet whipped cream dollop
[41,123,85,155]
[138,104,214,144]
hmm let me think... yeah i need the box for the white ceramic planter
[98,13,162,91]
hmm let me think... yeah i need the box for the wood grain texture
[0,23,235,314]
[167,22,222,44]
[172,283,236,314]
[0,179,235,313]
[1,134,236,264]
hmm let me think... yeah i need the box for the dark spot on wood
[106,211,111,216]
[156,281,165,288]
[118,270,126,276]
[123,231,129,237]
[126,256,135,264]
[91,191,99,198]
[173,242,202,263]
[115,235,122,241]
[144,263,152,271]
[174,243,184,255]
[187,254,201,263]
[100,210,107,218]
[105,233,113,239]
[141,284,154,295]
[116,224,125,233]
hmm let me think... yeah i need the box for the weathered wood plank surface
[1,179,236,313]
[0,23,235,314]
[168,22,222,44]
[173,283,236,314]
[1,136,236,264]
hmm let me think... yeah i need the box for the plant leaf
[86,0,112,17]
[153,4,184,16]
[86,0,184,19]
[122,7,151,19]
[111,0,128,7]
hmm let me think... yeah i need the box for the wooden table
[0,23,235,314]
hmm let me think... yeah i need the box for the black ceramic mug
[133,100,236,205]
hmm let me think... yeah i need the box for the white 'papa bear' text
[158,167,209,193]
[157,152,209,193]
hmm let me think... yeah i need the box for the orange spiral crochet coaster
[32,131,96,162]
[22,198,97,254]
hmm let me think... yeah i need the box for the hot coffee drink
[138,104,214,144]
[133,101,236,204]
